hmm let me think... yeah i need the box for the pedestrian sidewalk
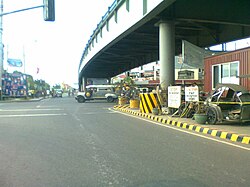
[113,105,250,145]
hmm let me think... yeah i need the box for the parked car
[205,83,250,124]
[75,85,118,103]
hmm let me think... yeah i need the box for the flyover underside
[82,22,159,78]
[79,0,250,80]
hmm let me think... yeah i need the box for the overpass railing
[79,0,165,74]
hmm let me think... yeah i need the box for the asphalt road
[0,97,249,187]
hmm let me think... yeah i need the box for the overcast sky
[2,0,114,86]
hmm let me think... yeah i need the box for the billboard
[2,72,28,97]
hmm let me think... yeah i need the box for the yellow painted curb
[113,105,250,145]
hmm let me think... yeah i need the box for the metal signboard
[168,86,181,108]
[185,86,199,102]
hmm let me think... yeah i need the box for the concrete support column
[82,77,87,92]
[159,21,175,90]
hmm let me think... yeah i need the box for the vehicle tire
[107,96,114,103]
[77,96,85,103]
[206,107,217,125]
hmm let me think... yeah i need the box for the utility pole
[23,45,26,74]
[0,0,3,100]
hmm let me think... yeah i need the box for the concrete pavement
[113,104,250,145]
[1,98,249,186]
[0,97,48,103]
[1,97,249,144]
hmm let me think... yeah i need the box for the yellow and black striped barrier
[139,93,162,114]
[113,104,130,109]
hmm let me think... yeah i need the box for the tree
[26,75,35,90]
[116,76,139,100]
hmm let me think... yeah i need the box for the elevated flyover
[78,0,250,90]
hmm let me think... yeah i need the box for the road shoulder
[113,105,250,145]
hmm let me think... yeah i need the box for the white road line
[79,124,84,129]
[0,113,67,117]
[110,109,250,151]
[80,111,117,115]
[0,109,63,112]
[72,114,80,121]
[36,105,59,108]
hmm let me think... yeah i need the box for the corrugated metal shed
[204,47,250,93]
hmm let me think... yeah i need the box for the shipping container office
[204,47,250,93]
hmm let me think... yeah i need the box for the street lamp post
[0,0,3,100]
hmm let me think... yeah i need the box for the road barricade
[139,93,161,114]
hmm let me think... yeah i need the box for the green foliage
[52,84,61,89]
[26,75,35,90]
[115,76,139,99]
[44,83,50,90]
[13,70,22,74]
[122,76,135,86]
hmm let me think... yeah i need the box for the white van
[75,85,118,103]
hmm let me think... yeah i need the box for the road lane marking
[110,109,250,151]
[0,113,67,117]
[0,109,63,112]
[36,105,60,108]
[79,124,85,129]
[79,111,117,115]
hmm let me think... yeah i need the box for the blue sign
[7,58,23,67]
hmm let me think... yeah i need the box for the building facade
[204,47,250,93]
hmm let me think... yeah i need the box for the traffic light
[43,0,55,21]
